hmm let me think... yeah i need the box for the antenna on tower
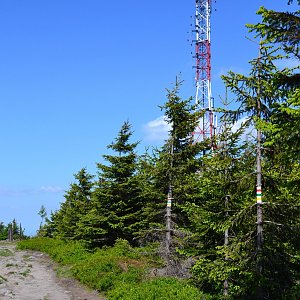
[192,0,217,147]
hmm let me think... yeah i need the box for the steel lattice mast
[193,0,217,144]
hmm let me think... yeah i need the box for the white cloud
[216,66,248,78]
[230,116,255,141]
[143,116,171,142]
[231,116,249,133]
[39,186,64,193]
[0,185,64,198]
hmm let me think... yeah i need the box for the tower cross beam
[193,0,216,145]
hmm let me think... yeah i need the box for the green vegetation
[24,3,300,299]
[19,268,31,277]
[107,277,205,300]
[0,274,7,283]
[5,263,16,267]
[0,219,26,240]
[0,248,13,257]
[18,238,203,299]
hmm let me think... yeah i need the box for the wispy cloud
[230,116,255,141]
[39,186,64,193]
[231,116,249,133]
[216,66,249,78]
[0,185,64,198]
[143,116,171,142]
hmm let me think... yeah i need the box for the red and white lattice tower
[193,0,217,145]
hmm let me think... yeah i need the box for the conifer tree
[51,168,94,240]
[191,5,300,293]
[208,41,299,300]
[133,150,166,244]
[0,222,8,240]
[152,79,204,268]
[189,119,257,297]
[94,121,142,245]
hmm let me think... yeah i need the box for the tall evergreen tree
[0,222,8,240]
[210,40,299,300]
[189,120,257,298]
[133,150,166,244]
[248,5,300,87]
[94,121,142,245]
[156,79,203,213]
[150,79,205,266]
[51,168,94,240]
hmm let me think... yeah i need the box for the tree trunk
[166,185,172,255]
[8,224,13,242]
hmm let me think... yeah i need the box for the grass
[19,268,31,277]
[5,263,17,267]
[18,237,205,299]
[22,254,32,261]
[0,274,7,283]
[0,248,13,256]
[55,265,73,278]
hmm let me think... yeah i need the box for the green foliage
[18,237,89,265]
[38,205,47,222]
[38,5,300,299]
[72,240,144,292]
[248,6,300,61]
[0,248,13,256]
[49,168,95,241]
[0,219,26,240]
[152,79,205,253]
[93,121,145,245]
[0,274,7,284]
[189,4,300,298]
[0,222,8,240]
[17,238,204,299]
[107,277,206,300]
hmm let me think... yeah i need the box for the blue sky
[0,1,297,235]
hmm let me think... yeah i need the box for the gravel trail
[0,242,105,300]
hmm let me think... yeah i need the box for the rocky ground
[0,242,105,300]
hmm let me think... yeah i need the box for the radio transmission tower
[193,0,217,145]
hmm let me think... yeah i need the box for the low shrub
[107,277,206,300]
[17,238,205,299]
[72,239,145,292]
[18,237,88,264]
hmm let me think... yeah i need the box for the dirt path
[0,242,106,300]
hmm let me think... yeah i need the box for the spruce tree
[214,42,299,300]
[94,121,142,245]
[152,79,204,271]
[189,120,257,298]
[51,168,94,240]
[0,222,8,240]
[133,150,166,244]
[191,10,299,295]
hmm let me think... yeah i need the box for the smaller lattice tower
[193,0,217,145]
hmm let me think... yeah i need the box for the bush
[17,238,206,299]
[18,237,89,264]
[107,277,206,300]
[72,239,144,292]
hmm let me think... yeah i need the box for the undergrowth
[18,237,205,299]
[107,277,205,300]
